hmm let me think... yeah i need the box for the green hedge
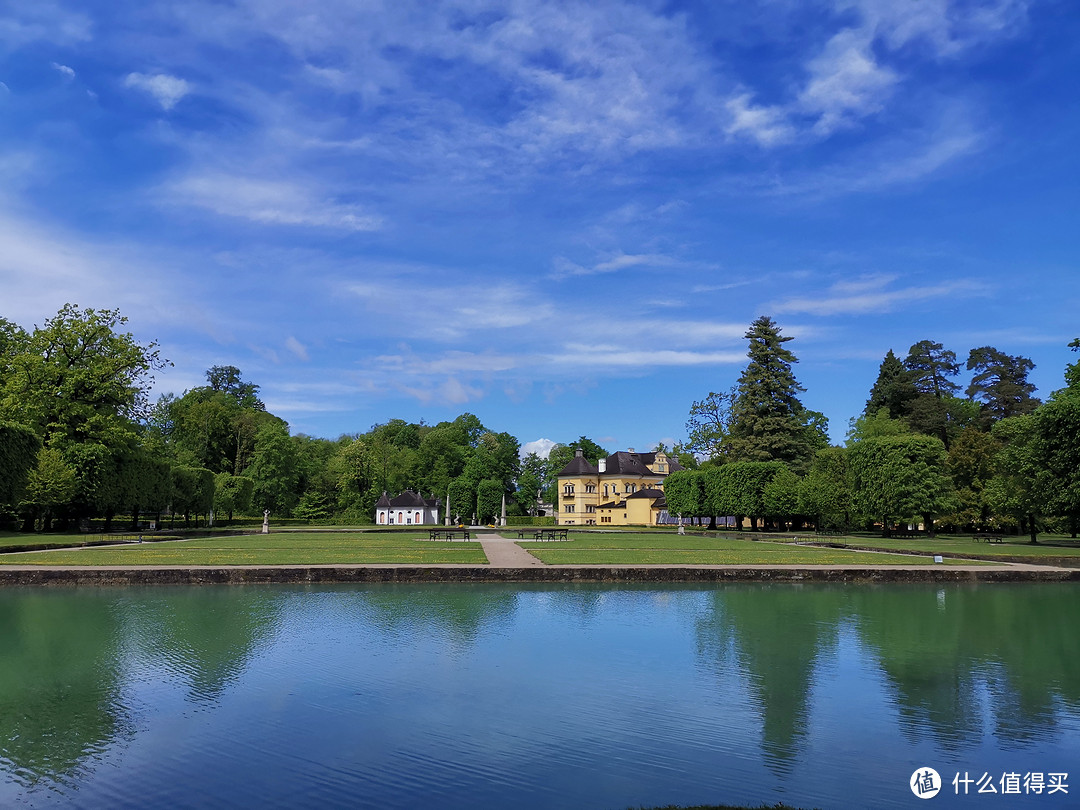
[506,516,556,526]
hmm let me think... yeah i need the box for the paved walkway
[479,533,545,567]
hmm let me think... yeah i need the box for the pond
[0,583,1077,809]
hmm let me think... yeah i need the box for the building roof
[626,487,665,500]
[558,448,685,479]
[379,490,441,509]
[558,449,599,477]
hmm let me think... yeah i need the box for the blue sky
[2,0,1078,456]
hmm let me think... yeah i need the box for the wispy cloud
[167,173,383,231]
[124,72,191,110]
[345,277,553,339]
[51,62,75,78]
[551,252,680,279]
[774,275,989,316]
[798,29,898,135]
[725,93,794,146]
[285,336,309,361]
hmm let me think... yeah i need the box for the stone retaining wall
[1,566,1078,586]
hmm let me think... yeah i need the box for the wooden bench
[429,529,471,541]
[531,528,569,541]
[973,533,1004,543]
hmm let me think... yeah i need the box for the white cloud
[725,93,794,146]
[124,72,191,110]
[397,377,486,406]
[520,438,556,459]
[167,173,383,231]
[0,208,178,325]
[551,252,680,279]
[548,345,745,368]
[0,4,92,49]
[51,62,75,78]
[346,277,552,339]
[774,277,988,316]
[798,29,898,135]
[285,336,309,361]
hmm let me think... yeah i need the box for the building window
[585,483,596,494]
[603,485,608,497]
[563,484,575,495]
[586,505,595,513]
[565,505,575,513]
[657,464,666,473]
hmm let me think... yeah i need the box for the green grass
[523,533,988,565]
[823,533,1080,560]
[0,532,488,566]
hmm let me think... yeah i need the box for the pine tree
[864,349,917,418]
[966,346,1039,423]
[904,340,961,449]
[727,316,822,473]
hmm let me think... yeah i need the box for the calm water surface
[0,583,1077,809]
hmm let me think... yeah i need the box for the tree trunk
[1027,513,1038,544]
[104,510,114,533]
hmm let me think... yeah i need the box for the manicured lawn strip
[0,532,186,553]
[821,535,1080,560]
[0,532,487,565]
[523,534,987,565]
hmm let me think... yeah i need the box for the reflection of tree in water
[124,587,284,703]
[851,585,1080,749]
[0,590,125,785]
[695,585,848,773]
[350,584,520,647]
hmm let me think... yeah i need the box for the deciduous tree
[849,434,953,536]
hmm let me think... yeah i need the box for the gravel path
[479,534,545,566]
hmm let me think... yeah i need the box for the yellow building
[555,449,683,526]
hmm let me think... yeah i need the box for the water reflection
[348,584,519,646]
[695,585,847,772]
[849,586,1080,749]
[122,587,285,703]
[0,590,125,786]
[0,583,1077,810]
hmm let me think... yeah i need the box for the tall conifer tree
[727,316,823,473]
[864,349,917,418]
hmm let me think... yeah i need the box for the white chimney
[598,458,606,473]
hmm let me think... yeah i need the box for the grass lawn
[0,532,488,566]
[823,533,1080,560]
[0,531,186,551]
[522,533,989,565]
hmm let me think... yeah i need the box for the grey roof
[604,451,655,477]
[626,487,665,500]
[559,449,683,478]
[384,491,441,508]
[559,455,599,477]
